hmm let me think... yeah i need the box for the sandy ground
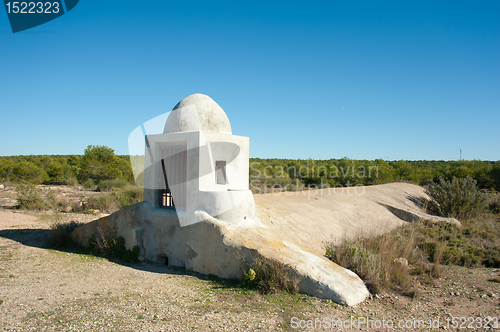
[0,186,499,331]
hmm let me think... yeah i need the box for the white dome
[164,94,232,134]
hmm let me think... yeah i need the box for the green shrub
[45,162,77,185]
[77,145,133,184]
[16,184,48,210]
[325,221,449,296]
[425,175,486,221]
[86,194,118,213]
[82,179,96,189]
[83,185,143,214]
[114,186,144,208]
[326,240,385,294]
[240,256,299,294]
[12,162,49,184]
[96,179,130,192]
[487,195,499,214]
[87,233,140,263]
[242,268,256,285]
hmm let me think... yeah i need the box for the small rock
[0,184,4,189]
[488,292,496,298]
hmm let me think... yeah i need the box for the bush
[425,175,486,221]
[85,185,143,213]
[326,236,419,295]
[96,179,130,192]
[326,240,385,294]
[16,184,48,210]
[240,256,299,294]
[87,233,140,263]
[114,186,144,208]
[487,195,500,214]
[12,162,49,184]
[48,220,84,248]
[77,145,133,185]
[81,179,96,189]
[86,194,118,213]
[326,224,432,296]
[45,162,77,185]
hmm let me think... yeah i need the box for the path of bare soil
[0,188,499,331]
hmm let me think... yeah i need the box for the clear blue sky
[1,1,499,160]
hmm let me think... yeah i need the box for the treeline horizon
[1,147,499,192]
[248,157,500,192]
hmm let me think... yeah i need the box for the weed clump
[326,240,385,294]
[16,184,48,210]
[96,179,130,192]
[48,220,84,248]
[240,256,299,294]
[87,233,140,263]
[86,186,143,214]
[326,233,418,296]
[487,195,500,214]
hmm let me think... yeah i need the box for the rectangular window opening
[158,145,187,209]
[215,161,227,185]
[159,159,175,208]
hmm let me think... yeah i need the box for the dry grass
[86,229,140,263]
[326,209,500,298]
[326,228,422,296]
[15,184,48,210]
[240,255,299,295]
[48,220,84,248]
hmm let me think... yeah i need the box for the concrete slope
[253,182,459,256]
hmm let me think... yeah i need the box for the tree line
[249,158,500,192]
[1,147,499,192]
[0,145,133,186]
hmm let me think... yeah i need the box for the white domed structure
[164,93,232,134]
[143,93,254,228]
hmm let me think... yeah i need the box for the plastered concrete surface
[252,182,459,257]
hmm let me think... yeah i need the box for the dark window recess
[158,145,187,209]
[216,161,227,185]
[160,159,174,208]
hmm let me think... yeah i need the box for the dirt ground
[0,187,499,331]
